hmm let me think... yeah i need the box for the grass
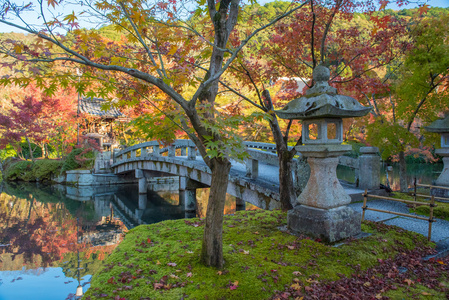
[83,210,449,300]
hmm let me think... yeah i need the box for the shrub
[3,159,62,182]
[4,160,33,181]
[33,160,63,181]
[61,146,97,173]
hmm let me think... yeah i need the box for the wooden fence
[362,190,436,241]
[413,182,449,204]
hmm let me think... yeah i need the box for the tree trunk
[262,90,295,211]
[44,144,49,159]
[278,150,295,210]
[398,151,407,192]
[200,157,231,268]
[25,136,35,162]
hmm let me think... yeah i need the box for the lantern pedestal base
[435,150,449,186]
[287,205,361,243]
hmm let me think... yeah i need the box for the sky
[0,0,448,34]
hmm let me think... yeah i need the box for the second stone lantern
[276,65,371,242]
[424,115,449,195]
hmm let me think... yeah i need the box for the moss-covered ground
[84,210,449,300]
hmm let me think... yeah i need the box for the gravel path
[349,199,449,256]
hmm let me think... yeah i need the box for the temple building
[78,97,126,150]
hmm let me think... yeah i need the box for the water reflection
[0,180,255,299]
[337,163,443,191]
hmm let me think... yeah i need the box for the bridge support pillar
[138,194,147,210]
[135,194,147,219]
[136,169,147,194]
[179,177,197,212]
[235,197,246,211]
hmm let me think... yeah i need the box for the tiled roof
[79,97,123,118]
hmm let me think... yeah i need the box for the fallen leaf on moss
[404,278,414,286]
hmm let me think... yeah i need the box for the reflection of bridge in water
[62,178,193,229]
[111,140,377,212]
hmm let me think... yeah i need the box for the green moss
[84,210,436,300]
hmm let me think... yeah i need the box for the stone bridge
[110,140,380,211]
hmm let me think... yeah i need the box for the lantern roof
[424,115,449,133]
[79,97,124,119]
[275,66,371,120]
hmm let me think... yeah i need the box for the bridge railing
[112,140,380,190]
[243,142,295,179]
[113,139,198,163]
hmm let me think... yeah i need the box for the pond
[337,162,443,191]
[0,180,253,300]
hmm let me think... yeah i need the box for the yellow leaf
[13,44,23,54]
[363,282,371,287]
[421,292,432,296]
[233,281,239,286]
[375,294,382,299]
[156,260,161,265]
[290,283,302,291]
[168,45,178,56]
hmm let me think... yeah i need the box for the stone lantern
[424,115,449,188]
[276,65,371,242]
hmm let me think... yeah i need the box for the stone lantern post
[275,66,371,242]
[424,115,449,192]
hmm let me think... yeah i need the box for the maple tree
[0,84,77,160]
[0,0,311,267]
[0,94,48,161]
[366,10,449,191]
[224,0,409,206]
